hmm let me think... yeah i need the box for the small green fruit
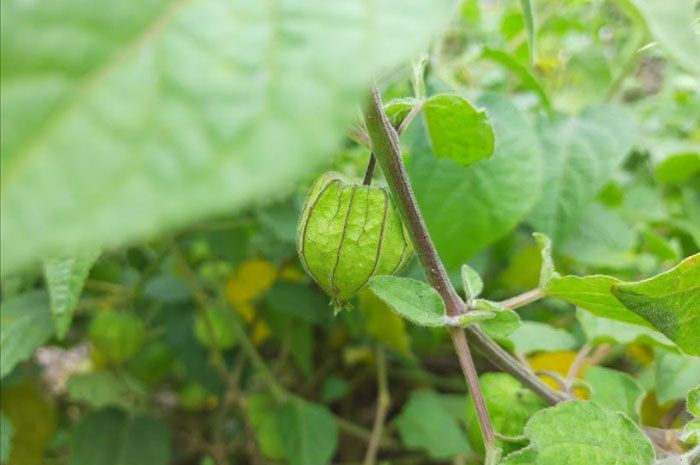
[89,312,145,364]
[297,172,413,304]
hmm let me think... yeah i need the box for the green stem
[363,347,391,465]
[363,83,567,411]
[364,84,496,451]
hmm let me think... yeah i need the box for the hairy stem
[363,84,567,409]
[364,84,495,450]
[499,288,544,310]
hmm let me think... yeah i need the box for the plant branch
[363,347,391,465]
[498,288,544,310]
[363,83,567,409]
[364,83,495,450]
[363,154,377,185]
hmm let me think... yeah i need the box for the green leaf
[247,394,286,461]
[0,413,13,464]
[688,385,700,417]
[410,94,542,268]
[278,398,338,465]
[71,408,171,465]
[655,151,700,185]
[584,366,644,422]
[528,106,636,243]
[474,300,521,337]
[367,276,446,327]
[422,94,495,167]
[510,400,654,465]
[397,390,471,459]
[576,309,676,349]
[67,370,143,409]
[265,282,330,325]
[518,0,536,64]
[559,204,637,270]
[43,250,99,339]
[624,0,700,76]
[504,321,576,355]
[467,373,546,455]
[0,291,54,378]
[321,376,350,404]
[655,348,700,404]
[612,254,700,355]
[0,0,453,275]
[546,275,651,327]
[500,446,537,465]
[481,48,551,113]
[193,306,238,350]
[533,233,556,288]
[358,289,413,358]
[461,264,483,302]
[680,418,700,445]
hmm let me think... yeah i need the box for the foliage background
[1,0,699,464]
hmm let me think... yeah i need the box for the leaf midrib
[1,0,193,189]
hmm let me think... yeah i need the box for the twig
[364,83,496,451]
[396,102,423,136]
[586,344,611,366]
[363,347,391,465]
[566,343,591,385]
[498,288,544,310]
[363,154,377,186]
[534,370,568,392]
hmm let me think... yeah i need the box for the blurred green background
[1,0,699,464]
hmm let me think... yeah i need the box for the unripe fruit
[89,311,145,364]
[297,172,413,304]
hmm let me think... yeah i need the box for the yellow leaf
[279,264,305,282]
[235,302,256,323]
[343,346,373,366]
[0,383,56,465]
[528,351,588,398]
[358,289,413,358]
[225,258,277,304]
[252,320,272,346]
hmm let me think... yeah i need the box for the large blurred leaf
[0,0,453,274]
[278,398,338,465]
[0,291,54,378]
[410,94,542,268]
[71,409,171,465]
[422,93,495,167]
[612,254,700,356]
[528,106,636,242]
[397,390,471,459]
[504,401,654,465]
[625,0,700,76]
[43,251,99,339]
